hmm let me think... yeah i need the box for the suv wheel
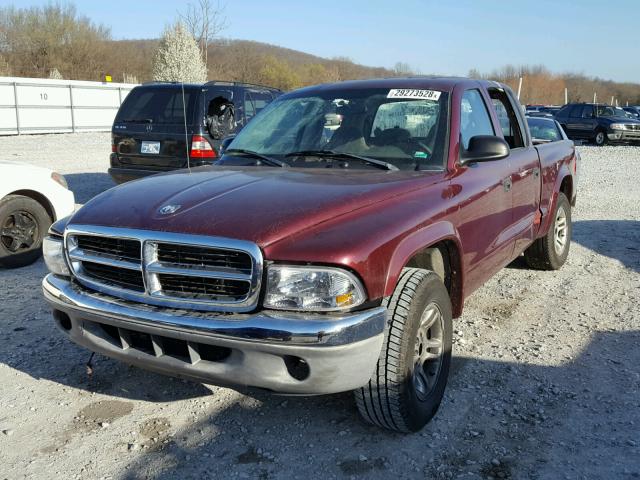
[355,268,452,432]
[594,130,607,146]
[0,195,51,269]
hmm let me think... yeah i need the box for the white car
[0,161,75,268]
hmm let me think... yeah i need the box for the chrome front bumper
[43,274,386,394]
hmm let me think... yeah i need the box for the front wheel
[594,130,607,146]
[0,195,51,269]
[355,268,452,432]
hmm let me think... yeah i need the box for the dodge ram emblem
[158,204,181,215]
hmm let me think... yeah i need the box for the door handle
[503,177,512,192]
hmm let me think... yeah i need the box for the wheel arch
[560,175,574,206]
[7,190,56,222]
[384,221,465,318]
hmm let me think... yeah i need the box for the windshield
[225,88,450,170]
[596,105,626,118]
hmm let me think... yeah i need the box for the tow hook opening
[284,355,310,381]
[53,310,72,331]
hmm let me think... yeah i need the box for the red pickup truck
[42,78,577,432]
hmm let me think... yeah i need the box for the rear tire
[355,268,452,432]
[0,195,51,269]
[524,192,571,270]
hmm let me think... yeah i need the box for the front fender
[384,220,465,317]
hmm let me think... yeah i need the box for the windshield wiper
[225,148,288,167]
[122,118,153,123]
[285,150,398,171]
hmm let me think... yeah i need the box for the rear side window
[569,105,582,117]
[460,89,495,149]
[244,91,257,121]
[249,90,274,111]
[205,87,234,116]
[116,87,197,124]
[581,105,595,118]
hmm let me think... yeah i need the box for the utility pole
[564,87,568,105]
[517,77,523,100]
[611,95,614,106]
[594,92,597,103]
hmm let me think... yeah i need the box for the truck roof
[287,76,504,95]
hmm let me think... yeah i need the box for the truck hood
[70,166,442,247]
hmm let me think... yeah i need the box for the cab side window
[489,89,525,149]
[460,89,495,150]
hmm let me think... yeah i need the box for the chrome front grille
[65,225,263,312]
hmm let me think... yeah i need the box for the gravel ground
[0,133,639,480]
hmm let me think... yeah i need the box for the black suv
[109,81,282,183]
[554,103,640,146]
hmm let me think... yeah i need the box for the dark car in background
[526,105,561,118]
[554,103,640,145]
[109,81,282,183]
[622,106,640,119]
[526,116,567,144]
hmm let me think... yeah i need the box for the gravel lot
[0,133,639,480]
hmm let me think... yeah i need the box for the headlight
[264,265,366,312]
[43,236,70,276]
[51,172,68,189]
[610,123,627,131]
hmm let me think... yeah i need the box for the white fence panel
[0,76,139,135]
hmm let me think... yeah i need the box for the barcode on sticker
[387,89,441,100]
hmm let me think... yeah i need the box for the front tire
[0,195,51,269]
[524,192,571,270]
[593,130,607,146]
[355,268,452,432]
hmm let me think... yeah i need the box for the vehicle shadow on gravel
[116,330,640,480]
[573,220,640,272]
[0,257,210,402]
[65,172,116,204]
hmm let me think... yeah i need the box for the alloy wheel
[412,303,444,401]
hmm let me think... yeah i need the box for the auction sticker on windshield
[387,89,441,100]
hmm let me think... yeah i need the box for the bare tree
[179,0,227,71]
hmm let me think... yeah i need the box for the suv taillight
[111,134,117,153]
[190,135,216,159]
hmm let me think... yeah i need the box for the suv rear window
[116,87,198,125]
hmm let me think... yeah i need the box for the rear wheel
[0,195,51,269]
[355,268,452,432]
[524,192,571,270]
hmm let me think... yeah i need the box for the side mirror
[219,135,236,155]
[460,135,510,165]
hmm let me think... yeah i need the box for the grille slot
[158,273,250,301]
[156,243,252,274]
[84,320,232,364]
[66,228,262,312]
[76,235,141,263]
[82,262,145,292]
